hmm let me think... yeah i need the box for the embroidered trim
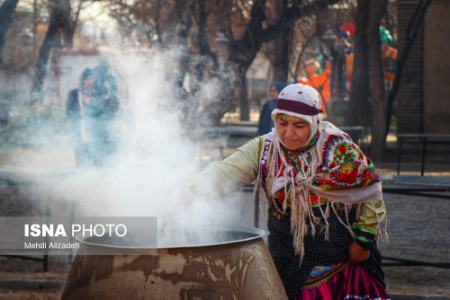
[303,262,348,289]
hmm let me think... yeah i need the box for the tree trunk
[348,0,370,126]
[272,27,291,83]
[64,0,84,48]
[333,53,345,102]
[239,71,249,121]
[172,0,194,120]
[63,19,77,48]
[270,0,289,83]
[31,12,62,100]
[0,0,19,64]
[229,38,256,122]
[31,0,74,101]
[368,0,388,161]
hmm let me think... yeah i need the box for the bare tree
[106,0,343,124]
[30,0,85,101]
[225,0,343,122]
[0,0,20,64]
[267,0,291,83]
[368,0,388,160]
[348,0,369,127]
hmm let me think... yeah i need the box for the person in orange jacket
[297,59,332,115]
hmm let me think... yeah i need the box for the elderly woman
[203,83,388,300]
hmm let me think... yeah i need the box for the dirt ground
[380,193,450,298]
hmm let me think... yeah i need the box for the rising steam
[5,45,250,247]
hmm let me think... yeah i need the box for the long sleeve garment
[203,136,386,246]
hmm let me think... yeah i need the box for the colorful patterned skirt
[297,263,390,300]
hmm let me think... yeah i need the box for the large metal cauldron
[60,226,288,300]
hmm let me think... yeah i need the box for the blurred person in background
[257,81,285,135]
[298,59,332,115]
[67,62,119,167]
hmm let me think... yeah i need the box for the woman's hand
[348,241,370,264]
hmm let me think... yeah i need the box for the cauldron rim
[74,225,268,250]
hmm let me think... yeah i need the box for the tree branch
[259,0,342,43]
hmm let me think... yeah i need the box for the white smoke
[6,45,251,247]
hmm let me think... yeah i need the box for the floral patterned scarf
[259,121,382,263]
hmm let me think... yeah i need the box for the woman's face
[275,114,311,151]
